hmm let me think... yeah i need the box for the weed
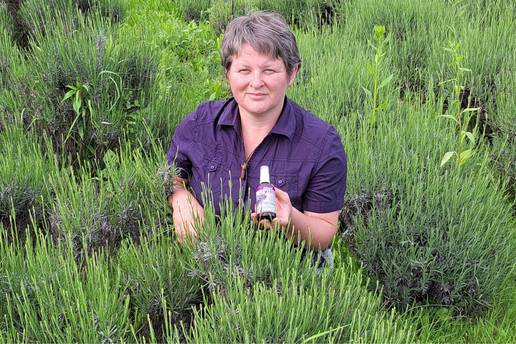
[362,25,394,126]
[440,42,480,168]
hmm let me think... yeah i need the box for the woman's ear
[288,65,299,86]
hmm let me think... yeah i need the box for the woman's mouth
[248,93,267,99]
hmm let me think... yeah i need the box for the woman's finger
[259,219,273,230]
[251,212,258,224]
[275,187,291,203]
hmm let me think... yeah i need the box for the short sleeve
[302,127,347,213]
[166,112,197,180]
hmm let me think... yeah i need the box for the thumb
[274,187,291,202]
[274,186,287,198]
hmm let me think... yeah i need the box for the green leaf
[458,149,474,165]
[301,325,349,343]
[379,74,394,89]
[62,89,76,102]
[458,67,472,72]
[361,86,372,98]
[462,107,481,113]
[440,151,455,167]
[441,114,459,124]
[87,99,94,117]
[73,92,81,115]
[438,79,455,86]
[464,131,476,144]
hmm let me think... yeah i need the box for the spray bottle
[256,165,276,221]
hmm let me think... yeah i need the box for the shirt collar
[217,97,295,141]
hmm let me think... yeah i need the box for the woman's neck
[239,108,282,159]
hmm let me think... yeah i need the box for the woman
[167,12,346,265]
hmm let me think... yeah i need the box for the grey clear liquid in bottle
[256,165,276,221]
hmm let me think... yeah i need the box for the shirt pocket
[202,143,226,189]
[269,173,301,209]
[203,154,233,210]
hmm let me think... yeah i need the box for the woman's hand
[252,187,338,250]
[168,189,205,243]
[252,187,293,230]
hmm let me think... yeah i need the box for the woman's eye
[239,69,250,74]
[264,69,276,74]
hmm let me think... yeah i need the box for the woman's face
[227,43,297,120]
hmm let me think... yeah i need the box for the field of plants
[0,0,515,342]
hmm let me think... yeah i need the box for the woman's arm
[287,207,339,251]
[167,177,204,243]
[253,187,339,250]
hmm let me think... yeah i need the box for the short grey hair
[221,11,301,76]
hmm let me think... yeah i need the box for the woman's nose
[249,72,264,88]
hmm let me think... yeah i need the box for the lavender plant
[0,126,57,242]
[1,236,131,343]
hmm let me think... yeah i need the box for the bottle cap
[259,165,270,184]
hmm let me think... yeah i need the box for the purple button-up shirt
[167,97,346,216]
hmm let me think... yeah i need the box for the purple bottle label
[256,185,276,214]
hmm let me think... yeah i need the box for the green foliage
[9,11,158,166]
[117,236,202,340]
[255,0,339,28]
[178,0,341,31]
[440,42,479,168]
[342,100,515,318]
[343,0,452,98]
[17,0,126,39]
[289,26,371,126]
[0,2,12,31]
[178,0,212,21]
[0,126,56,241]
[47,144,167,257]
[363,25,394,127]
[1,237,131,342]
[119,3,228,144]
[188,268,415,342]
[0,14,21,90]
[161,198,416,342]
[208,0,256,34]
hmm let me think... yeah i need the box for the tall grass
[341,0,454,100]
[0,4,15,89]
[290,0,515,327]
[164,198,416,342]
[17,0,126,39]
[290,25,386,127]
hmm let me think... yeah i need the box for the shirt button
[209,164,216,171]
[277,178,284,186]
